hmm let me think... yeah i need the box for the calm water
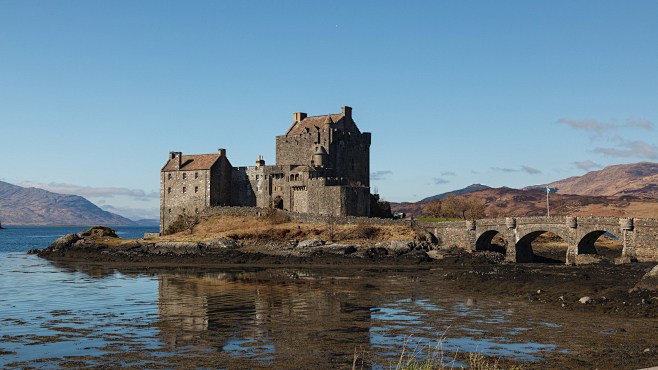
[0,226,559,368]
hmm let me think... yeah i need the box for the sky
[1,1,657,220]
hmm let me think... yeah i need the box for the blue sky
[1,1,657,219]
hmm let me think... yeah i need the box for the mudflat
[35,228,658,369]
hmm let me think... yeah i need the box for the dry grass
[151,214,416,244]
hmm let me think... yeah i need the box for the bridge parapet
[417,216,658,264]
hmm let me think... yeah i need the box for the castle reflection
[156,269,376,367]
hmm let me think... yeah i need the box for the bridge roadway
[417,216,658,264]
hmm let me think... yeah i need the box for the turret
[313,146,328,167]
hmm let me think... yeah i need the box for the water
[0,226,560,368]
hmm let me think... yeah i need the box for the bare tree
[466,197,486,220]
[181,209,203,234]
[441,195,464,219]
[423,200,442,218]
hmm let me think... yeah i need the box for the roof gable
[162,154,220,171]
[285,113,362,136]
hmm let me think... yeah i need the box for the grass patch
[416,217,462,223]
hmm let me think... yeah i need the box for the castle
[160,106,371,233]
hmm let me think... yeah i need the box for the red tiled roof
[162,154,220,171]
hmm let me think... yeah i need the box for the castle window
[195,172,199,179]
[194,186,198,193]
[195,208,198,213]
[168,187,171,194]
[168,173,172,180]
[182,187,186,193]
[168,208,171,213]
[183,173,187,179]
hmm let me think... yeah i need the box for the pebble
[579,296,592,304]
[536,289,542,294]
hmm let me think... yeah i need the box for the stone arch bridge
[418,216,658,264]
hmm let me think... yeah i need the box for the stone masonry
[420,216,658,264]
[160,106,371,233]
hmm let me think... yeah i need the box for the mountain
[391,162,658,218]
[0,181,136,226]
[526,162,658,198]
[420,184,491,202]
[134,219,160,226]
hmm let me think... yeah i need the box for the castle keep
[160,106,371,233]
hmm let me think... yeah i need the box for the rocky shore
[29,226,658,369]
[33,226,476,266]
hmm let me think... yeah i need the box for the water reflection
[156,270,375,367]
[1,255,558,368]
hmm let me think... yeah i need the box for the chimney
[256,154,265,167]
[293,112,307,122]
[341,106,352,119]
[217,148,226,156]
[170,151,182,170]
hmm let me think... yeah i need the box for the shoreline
[27,227,658,369]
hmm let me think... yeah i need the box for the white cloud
[594,140,658,160]
[556,117,653,134]
[520,165,541,174]
[371,170,393,181]
[101,205,159,220]
[556,118,616,134]
[19,181,158,200]
[492,166,541,175]
[433,178,449,184]
[573,160,601,171]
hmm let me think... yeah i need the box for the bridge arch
[577,229,623,260]
[515,229,570,263]
[475,229,508,254]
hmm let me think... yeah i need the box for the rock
[297,239,324,248]
[536,289,542,294]
[466,298,477,306]
[151,242,200,255]
[635,265,658,291]
[204,238,239,252]
[426,250,445,260]
[574,254,608,265]
[79,226,117,238]
[614,256,633,265]
[344,246,357,255]
[366,247,388,258]
[579,296,592,304]
[48,233,81,250]
[27,248,41,254]
[386,240,413,256]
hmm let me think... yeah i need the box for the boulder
[204,238,240,252]
[366,247,388,258]
[377,240,414,256]
[297,239,325,248]
[635,265,658,291]
[48,233,81,250]
[79,226,118,238]
[426,250,445,260]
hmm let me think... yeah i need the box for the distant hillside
[420,184,491,202]
[527,162,658,198]
[134,219,159,226]
[391,162,658,218]
[0,181,135,226]
[392,187,658,218]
